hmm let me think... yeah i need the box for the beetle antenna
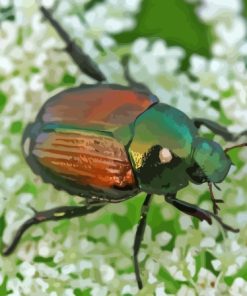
[208,182,224,215]
[225,142,247,153]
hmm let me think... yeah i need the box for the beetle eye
[159,148,173,164]
[186,163,208,184]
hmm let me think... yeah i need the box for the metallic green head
[189,138,232,184]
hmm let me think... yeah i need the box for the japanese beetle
[3,6,247,290]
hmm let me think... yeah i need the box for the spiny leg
[193,118,247,141]
[208,182,223,215]
[133,193,152,290]
[40,6,106,82]
[121,55,151,93]
[165,194,239,233]
[2,204,104,256]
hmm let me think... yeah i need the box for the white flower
[64,289,76,296]
[35,277,49,292]
[198,0,242,22]
[166,248,189,281]
[7,278,22,296]
[177,285,196,296]
[91,285,108,296]
[215,17,246,47]
[200,237,216,248]
[121,284,139,295]
[38,240,50,257]
[230,278,247,296]
[155,231,172,247]
[19,261,36,277]
[53,250,64,263]
[197,268,217,295]
[155,285,171,296]
[61,264,77,275]
[0,55,14,75]
[100,264,115,282]
[179,215,193,230]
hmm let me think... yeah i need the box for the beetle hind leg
[193,118,247,141]
[133,193,152,289]
[40,6,106,82]
[165,194,239,233]
[2,203,105,256]
[121,55,151,93]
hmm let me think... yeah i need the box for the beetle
[3,5,247,290]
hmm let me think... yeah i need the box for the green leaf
[0,276,10,295]
[62,73,76,85]
[34,256,56,267]
[0,91,7,113]
[53,219,70,234]
[74,288,92,296]
[159,267,181,294]
[10,121,23,134]
[114,0,212,58]
[205,251,218,275]
[225,262,247,285]
[17,182,37,195]
[0,5,15,22]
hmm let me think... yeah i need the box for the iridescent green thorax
[129,103,198,194]
[128,103,232,194]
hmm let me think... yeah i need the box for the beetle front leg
[2,204,104,256]
[193,118,247,141]
[165,194,239,233]
[133,193,152,290]
[40,6,106,82]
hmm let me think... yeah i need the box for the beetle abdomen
[29,128,138,199]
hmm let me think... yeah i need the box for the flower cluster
[1,0,247,295]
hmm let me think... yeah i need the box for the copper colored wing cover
[32,130,137,190]
[40,84,158,131]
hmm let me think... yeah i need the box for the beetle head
[188,138,231,184]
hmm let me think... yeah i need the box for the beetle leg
[121,55,151,93]
[193,118,247,141]
[165,194,239,233]
[208,182,224,215]
[133,193,152,290]
[2,204,104,256]
[40,6,106,82]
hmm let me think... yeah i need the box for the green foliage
[115,0,212,58]
[62,73,77,85]
[0,91,7,113]
[74,288,92,296]
[33,256,56,267]
[10,121,23,134]
[0,276,9,295]
[0,5,15,22]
